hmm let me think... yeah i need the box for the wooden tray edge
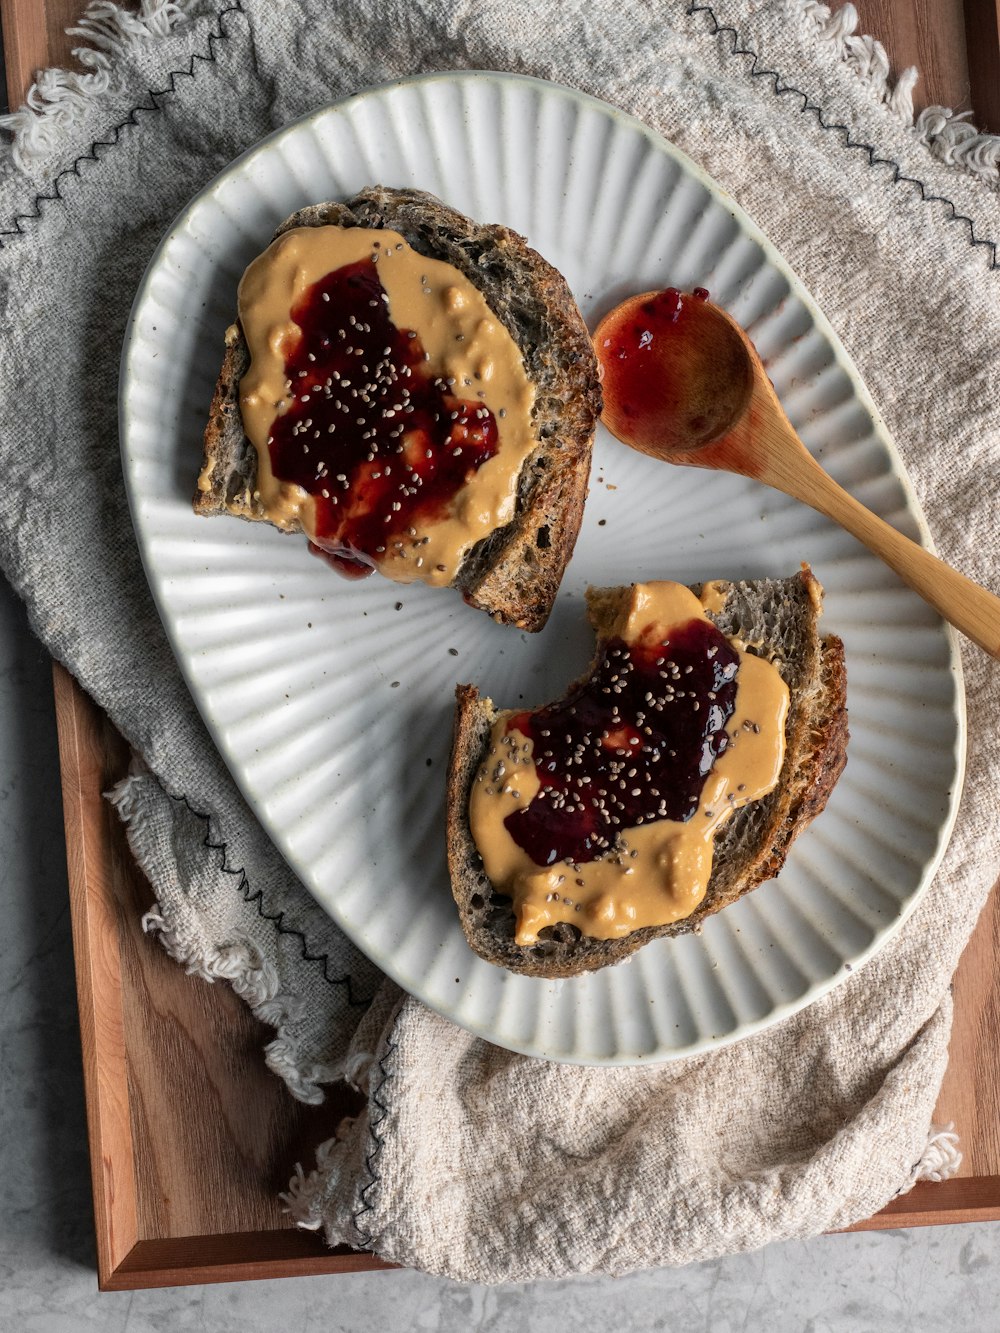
[845,1176,1000,1233]
[54,660,139,1283]
[53,662,390,1287]
[101,1233,393,1291]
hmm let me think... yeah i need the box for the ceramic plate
[120,72,965,1064]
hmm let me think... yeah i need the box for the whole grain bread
[195,186,601,632]
[446,568,848,977]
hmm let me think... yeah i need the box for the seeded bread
[446,568,848,977]
[195,186,601,632]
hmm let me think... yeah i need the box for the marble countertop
[1,569,997,1331]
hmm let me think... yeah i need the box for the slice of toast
[446,569,848,977]
[195,186,601,632]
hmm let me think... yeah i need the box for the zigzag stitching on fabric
[351,1033,398,1246]
[0,0,244,247]
[168,789,373,1010]
[687,2,999,271]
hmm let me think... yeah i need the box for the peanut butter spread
[220,225,539,585]
[469,582,789,944]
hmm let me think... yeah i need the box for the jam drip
[504,617,739,867]
[268,257,499,572]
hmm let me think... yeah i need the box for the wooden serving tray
[54,663,1000,1288]
[6,0,1000,1292]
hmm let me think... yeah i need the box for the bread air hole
[539,922,582,946]
[536,525,551,549]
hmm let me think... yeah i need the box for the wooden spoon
[593,289,1000,659]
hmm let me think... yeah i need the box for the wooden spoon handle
[759,428,1000,659]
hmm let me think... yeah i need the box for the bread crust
[445,571,848,977]
[195,187,601,632]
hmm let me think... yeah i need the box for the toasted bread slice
[195,186,601,632]
[446,569,848,977]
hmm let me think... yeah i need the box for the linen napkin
[1,0,996,1282]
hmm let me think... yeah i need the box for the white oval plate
[121,72,965,1065]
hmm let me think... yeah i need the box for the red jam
[596,285,750,454]
[268,257,499,574]
[503,617,739,866]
